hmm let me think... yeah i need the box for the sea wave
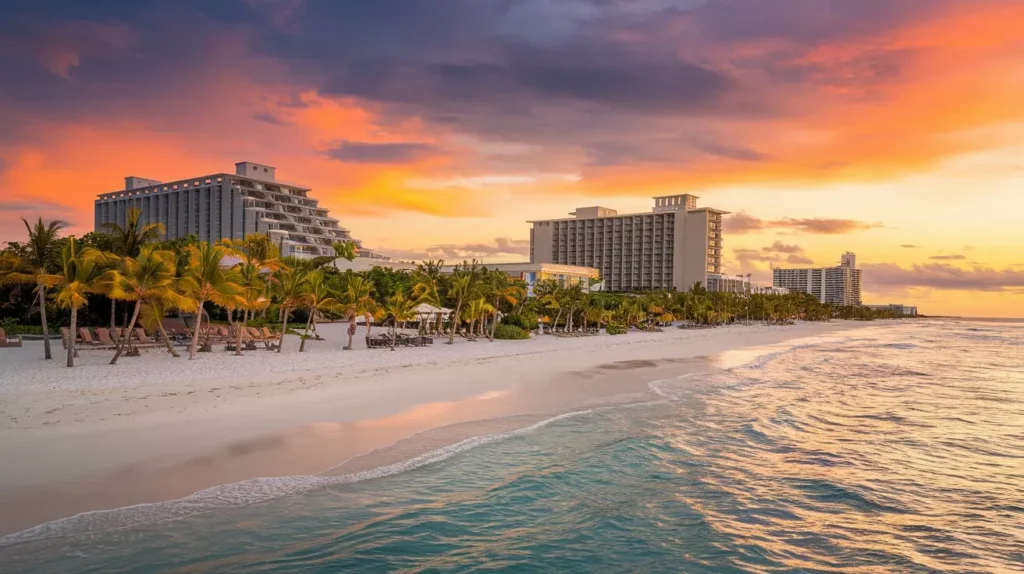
[0,409,599,549]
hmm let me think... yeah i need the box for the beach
[0,321,866,539]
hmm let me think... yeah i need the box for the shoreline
[0,321,875,540]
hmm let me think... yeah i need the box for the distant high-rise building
[528,194,727,292]
[773,253,863,306]
[94,161,358,259]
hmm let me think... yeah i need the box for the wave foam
[0,409,595,548]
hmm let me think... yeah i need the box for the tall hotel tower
[528,194,728,292]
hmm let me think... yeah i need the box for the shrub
[501,313,536,331]
[0,320,51,336]
[605,323,627,335]
[494,324,530,340]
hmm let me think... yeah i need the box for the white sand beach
[0,321,869,538]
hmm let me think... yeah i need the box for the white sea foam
[0,409,596,548]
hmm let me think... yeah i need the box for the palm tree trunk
[111,301,142,365]
[110,299,116,331]
[157,321,179,358]
[448,301,462,344]
[277,307,290,353]
[299,309,314,352]
[345,315,355,350]
[66,306,78,368]
[553,308,562,333]
[39,287,52,360]
[189,301,205,360]
[234,311,245,357]
[490,296,500,341]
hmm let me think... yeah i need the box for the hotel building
[528,194,727,292]
[772,252,863,306]
[94,161,357,259]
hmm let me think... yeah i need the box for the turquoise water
[3,320,1023,573]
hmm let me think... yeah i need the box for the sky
[0,0,1021,317]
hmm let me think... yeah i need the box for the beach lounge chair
[261,328,281,345]
[0,328,22,348]
[78,328,105,348]
[94,328,120,349]
[243,327,268,349]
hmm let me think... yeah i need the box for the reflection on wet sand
[0,356,705,537]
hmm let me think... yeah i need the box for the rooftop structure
[95,162,357,259]
[528,194,728,292]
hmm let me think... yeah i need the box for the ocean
[2,320,1022,573]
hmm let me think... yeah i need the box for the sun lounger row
[366,334,434,348]
[59,325,282,351]
[60,327,161,350]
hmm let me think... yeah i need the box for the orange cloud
[565,1,1024,198]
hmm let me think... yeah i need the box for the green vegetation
[1,216,912,368]
[493,324,530,340]
[605,323,627,335]
[501,313,536,331]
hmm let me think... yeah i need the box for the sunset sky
[1,0,1022,317]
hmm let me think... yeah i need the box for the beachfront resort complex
[93,162,882,306]
[94,161,362,260]
[772,252,863,306]
[528,194,727,292]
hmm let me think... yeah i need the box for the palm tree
[52,238,112,367]
[383,291,418,349]
[224,261,271,356]
[105,247,188,365]
[299,269,342,352]
[462,298,495,339]
[273,266,310,353]
[138,292,186,357]
[333,240,358,262]
[220,234,283,354]
[412,259,445,335]
[341,275,378,350]
[482,269,518,341]
[179,242,243,360]
[533,279,561,333]
[447,263,480,344]
[560,285,585,333]
[103,207,165,330]
[1,218,67,359]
